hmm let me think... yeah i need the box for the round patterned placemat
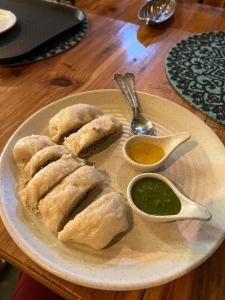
[0,19,88,68]
[166,31,225,125]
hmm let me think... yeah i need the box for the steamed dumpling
[39,166,103,232]
[13,135,54,167]
[49,104,102,142]
[19,155,84,214]
[63,115,122,156]
[24,145,70,182]
[58,192,129,250]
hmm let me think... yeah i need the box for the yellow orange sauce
[127,142,165,165]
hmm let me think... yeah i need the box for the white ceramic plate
[0,9,16,34]
[0,90,225,290]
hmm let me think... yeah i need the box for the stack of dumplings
[58,192,129,250]
[13,103,128,250]
[13,135,54,168]
[64,115,122,157]
[49,104,103,143]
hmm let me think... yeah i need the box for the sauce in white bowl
[127,173,212,223]
[123,131,191,172]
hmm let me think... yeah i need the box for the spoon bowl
[131,114,155,135]
[127,173,212,223]
[123,131,191,172]
[138,0,176,25]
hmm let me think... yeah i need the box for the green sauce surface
[131,178,181,216]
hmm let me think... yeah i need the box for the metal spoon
[138,0,176,25]
[114,73,155,135]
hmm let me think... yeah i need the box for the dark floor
[0,262,18,300]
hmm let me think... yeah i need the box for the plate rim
[0,89,225,290]
[0,9,17,34]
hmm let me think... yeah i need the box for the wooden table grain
[0,1,224,299]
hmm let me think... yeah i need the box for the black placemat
[166,32,225,125]
[0,0,85,63]
[0,19,88,67]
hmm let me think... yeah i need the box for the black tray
[0,0,85,63]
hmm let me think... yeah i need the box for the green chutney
[131,178,181,216]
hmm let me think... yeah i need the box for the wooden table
[0,1,225,299]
